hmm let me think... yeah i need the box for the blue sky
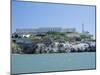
[12,0,96,36]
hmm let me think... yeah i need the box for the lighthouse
[82,24,84,33]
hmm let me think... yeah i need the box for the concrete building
[16,27,76,34]
[66,32,80,38]
[62,28,76,33]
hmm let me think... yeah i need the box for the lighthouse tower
[82,24,84,33]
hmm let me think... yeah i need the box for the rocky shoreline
[12,38,96,54]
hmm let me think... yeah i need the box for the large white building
[16,27,76,34]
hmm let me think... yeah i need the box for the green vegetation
[27,32,72,42]
[27,32,93,42]
[80,34,92,41]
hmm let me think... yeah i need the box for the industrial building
[16,27,76,34]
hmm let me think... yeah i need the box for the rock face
[12,38,96,54]
[12,42,22,54]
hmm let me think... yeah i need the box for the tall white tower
[82,24,84,33]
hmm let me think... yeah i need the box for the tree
[15,34,18,38]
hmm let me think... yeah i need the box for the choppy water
[11,52,96,74]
